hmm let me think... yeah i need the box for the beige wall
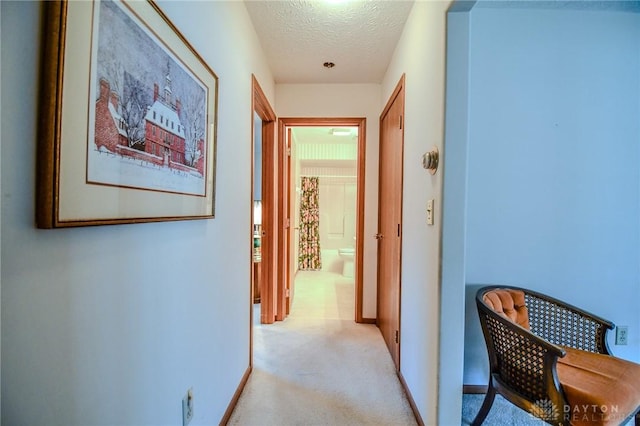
[1,1,274,424]
[276,84,382,318]
[381,1,454,424]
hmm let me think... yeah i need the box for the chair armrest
[522,288,614,355]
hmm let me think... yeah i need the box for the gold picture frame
[37,0,218,228]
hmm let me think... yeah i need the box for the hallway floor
[228,271,416,425]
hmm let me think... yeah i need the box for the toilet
[338,248,355,278]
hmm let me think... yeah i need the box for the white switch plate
[426,199,434,225]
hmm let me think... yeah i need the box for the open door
[276,128,291,321]
[285,128,293,315]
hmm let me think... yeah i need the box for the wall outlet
[182,388,194,426]
[615,326,628,345]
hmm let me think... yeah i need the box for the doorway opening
[278,118,367,323]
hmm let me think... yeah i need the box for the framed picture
[37,0,218,228]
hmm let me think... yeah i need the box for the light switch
[426,199,434,225]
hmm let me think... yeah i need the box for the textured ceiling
[244,0,415,84]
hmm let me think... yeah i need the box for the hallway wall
[276,84,381,318]
[1,1,274,424]
[381,0,453,424]
[463,3,640,385]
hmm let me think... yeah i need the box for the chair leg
[471,384,496,426]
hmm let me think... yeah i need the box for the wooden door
[377,76,405,370]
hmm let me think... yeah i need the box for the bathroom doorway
[277,118,366,322]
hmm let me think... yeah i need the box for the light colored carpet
[228,271,417,426]
[230,271,635,426]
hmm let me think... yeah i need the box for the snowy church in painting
[94,73,205,177]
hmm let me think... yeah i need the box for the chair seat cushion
[557,347,640,426]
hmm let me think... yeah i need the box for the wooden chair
[473,285,640,426]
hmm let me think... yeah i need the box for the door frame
[251,75,277,330]
[277,117,367,323]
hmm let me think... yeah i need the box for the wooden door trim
[381,74,406,122]
[251,75,276,329]
[277,117,367,323]
[377,74,406,370]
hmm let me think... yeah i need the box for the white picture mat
[57,1,216,223]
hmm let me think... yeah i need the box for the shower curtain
[298,177,322,270]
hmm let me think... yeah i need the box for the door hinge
[395,330,399,343]
[399,115,403,130]
[286,288,290,297]
[287,147,291,156]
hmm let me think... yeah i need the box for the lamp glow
[253,200,262,226]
